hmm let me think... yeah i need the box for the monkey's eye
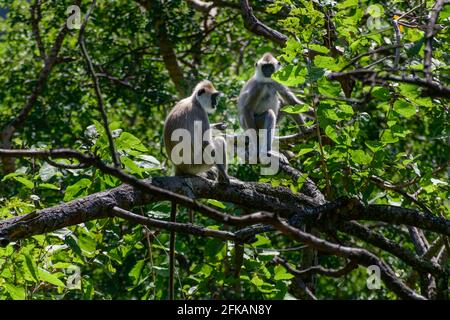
[278,61,281,66]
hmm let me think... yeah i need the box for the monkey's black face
[261,63,276,77]
[211,92,220,109]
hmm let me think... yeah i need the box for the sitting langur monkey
[163,80,229,299]
[237,52,308,162]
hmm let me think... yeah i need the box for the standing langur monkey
[237,53,309,160]
[163,80,230,299]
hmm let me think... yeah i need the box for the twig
[78,0,121,168]
[370,175,433,215]
[46,158,89,169]
[274,256,358,277]
[392,19,401,70]
[270,216,426,300]
[112,206,239,241]
[339,45,401,72]
[30,0,46,60]
[0,1,81,172]
[336,221,443,275]
[313,95,331,196]
[423,0,446,82]
[329,70,450,99]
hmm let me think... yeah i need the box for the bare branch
[424,0,446,82]
[0,0,82,173]
[329,70,450,99]
[274,256,358,278]
[112,206,240,242]
[78,0,121,168]
[239,0,288,45]
[30,0,46,60]
[136,0,190,96]
[270,216,426,300]
[336,221,443,275]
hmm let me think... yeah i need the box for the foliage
[0,0,448,300]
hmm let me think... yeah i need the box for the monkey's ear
[197,88,206,96]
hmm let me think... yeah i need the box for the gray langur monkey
[163,80,229,300]
[164,80,229,183]
[237,52,309,159]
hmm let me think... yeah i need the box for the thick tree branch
[336,221,444,275]
[269,216,425,300]
[239,0,288,45]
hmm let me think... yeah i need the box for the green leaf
[323,108,343,121]
[314,56,342,71]
[372,87,390,101]
[309,44,330,54]
[337,0,358,9]
[3,284,26,300]
[350,150,372,165]
[136,155,161,169]
[281,104,309,114]
[325,125,340,143]
[38,268,65,287]
[78,233,97,254]
[129,259,146,286]
[13,176,34,189]
[252,234,271,247]
[365,141,383,153]
[367,4,384,17]
[116,132,148,152]
[274,265,295,280]
[297,147,314,156]
[206,199,226,209]
[121,156,143,176]
[39,162,57,182]
[394,100,416,118]
[23,254,39,282]
[380,129,399,144]
[64,178,92,201]
[273,65,306,86]
[2,172,21,182]
[38,183,60,190]
[251,275,264,287]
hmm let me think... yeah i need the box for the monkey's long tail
[169,201,176,300]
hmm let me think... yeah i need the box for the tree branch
[136,0,190,97]
[30,0,46,60]
[112,206,241,242]
[239,0,288,45]
[274,256,358,278]
[423,0,446,82]
[78,0,121,168]
[0,0,82,173]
